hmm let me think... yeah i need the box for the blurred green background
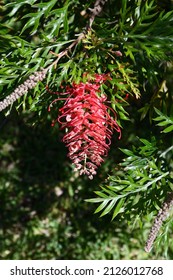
[0,110,172,260]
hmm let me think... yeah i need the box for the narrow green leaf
[162,125,173,133]
[153,116,165,121]
[119,148,134,156]
[112,198,126,220]
[119,111,130,120]
[94,191,108,198]
[101,186,116,197]
[100,199,118,217]
[94,200,109,214]
[63,10,69,33]
[154,107,164,116]
[20,13,42,34]
[6,0,37,17]
[156,120,170,126]
[85,198,105,203]
[36,0,57,18]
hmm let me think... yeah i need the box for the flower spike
[49,74,121,179]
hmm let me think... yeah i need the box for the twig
[144,192,173,253]
[0,0,108,112]
[88,0,109,29]
[45,32,85,71]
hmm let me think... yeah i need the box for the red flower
[49,74,121,179]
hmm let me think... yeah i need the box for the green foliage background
[0,0,173,259]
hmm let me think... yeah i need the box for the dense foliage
[0,0,173,259]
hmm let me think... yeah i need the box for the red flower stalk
[49,74,121,179]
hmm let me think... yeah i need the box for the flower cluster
[145,192,173,252]
[50,74,121,179]
[0,69,47,112]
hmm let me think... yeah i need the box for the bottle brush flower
[49,74,121,179]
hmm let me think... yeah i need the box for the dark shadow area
[0,111,171,260]
[0,111,128,259]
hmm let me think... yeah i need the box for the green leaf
[162,125,173,133]
[119,148,135,156]
[63,10,69,33]
[112,198,126,220]
[5,0,37,17]
[34,0,57,18]
[100,199,118,217]
[94,191,108,199]
[153,108,173,133]
[21,13,42,34]
[156,120,170,127]
[94,200,110,214]
[85,198,105,203]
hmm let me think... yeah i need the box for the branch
[0,0,108,112]
[88,0,108,29]
[145,192,173,253]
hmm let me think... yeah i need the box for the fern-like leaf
[153,108,173,133]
